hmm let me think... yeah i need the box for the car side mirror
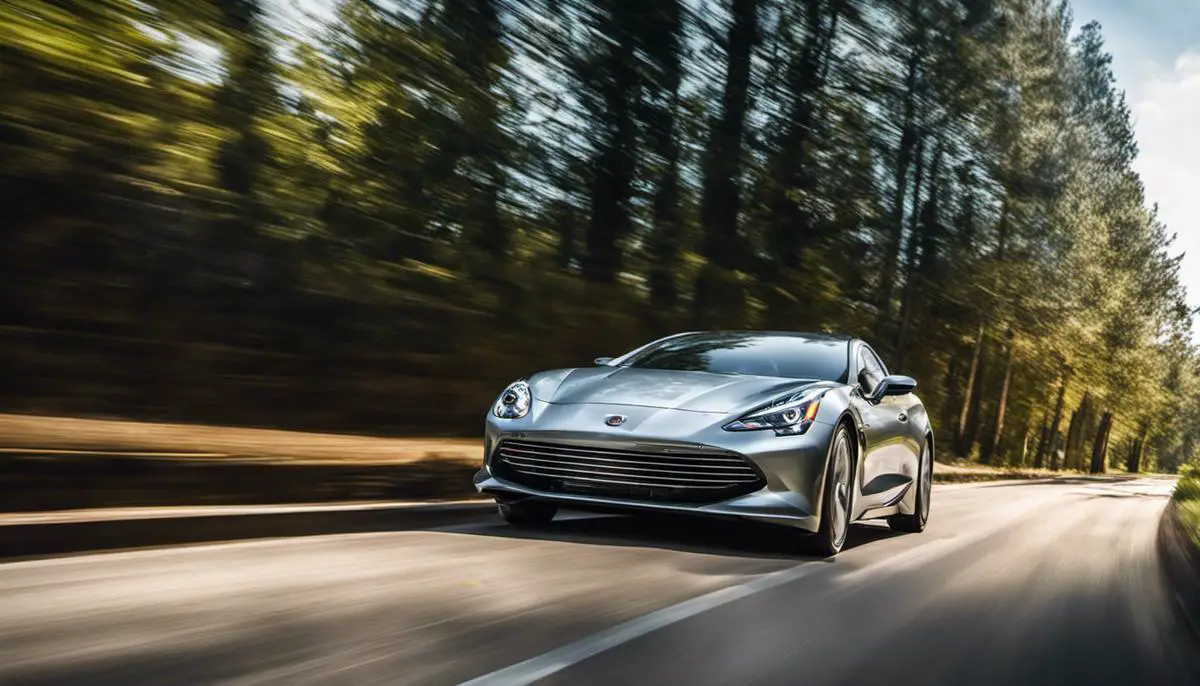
[873,374,917,401]
[594,357,614,366]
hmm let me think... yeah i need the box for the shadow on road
[969,475,1143,489]
[3,501,906,563]
[451,510,904,561]
[0,504,492,561]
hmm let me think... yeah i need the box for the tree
[577,2,646,283]
[3,0,1199,458]
[436,0,514,260]
[698,0,761,272]
[643,0,686,306]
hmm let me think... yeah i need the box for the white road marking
[457,560,828,686]
[458,488,1072,686]
[457,536,982,686]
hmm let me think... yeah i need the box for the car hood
[529,366,828,414]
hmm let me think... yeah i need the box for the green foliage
[1,0,1199,463]
[1175,469,1200,547]
[1179,463,1200,484]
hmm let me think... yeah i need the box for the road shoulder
[1160,499,1200,639]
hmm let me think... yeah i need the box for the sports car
[473,331,933,555]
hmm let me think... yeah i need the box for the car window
[858,347,887,395]
[619,333,850,382]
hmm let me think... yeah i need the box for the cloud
[1129,49,1200,307]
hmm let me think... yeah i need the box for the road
[2,478,1198,685]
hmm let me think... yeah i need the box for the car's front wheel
[807,424,854,557]
[498,499,558,526]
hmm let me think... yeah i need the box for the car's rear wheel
[498,499,558,526]
[888,439,931,533]
[806,424,854,557]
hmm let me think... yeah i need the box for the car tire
[498,499,558,526]
[888,439,931,533]
[806,424,854,557]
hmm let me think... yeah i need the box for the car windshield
[618,333,849,381]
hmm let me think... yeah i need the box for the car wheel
[888,439,931,533]
[498,499,558,526]
[807,424,854,557]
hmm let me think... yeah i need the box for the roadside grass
[932,468,1053,484]
[931,455,1071,484]
[1172,466,1200,548]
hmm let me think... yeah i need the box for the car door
[853,345,913,512]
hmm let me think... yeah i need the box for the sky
[1070,0,1200,314]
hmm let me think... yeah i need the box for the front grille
[491,440,765,503]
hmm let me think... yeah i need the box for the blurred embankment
[1162,470,1200,636]
[0,413,479,463]
[0,414,481,512]
[3,413,1083,513]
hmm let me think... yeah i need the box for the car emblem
[604,414,627,427]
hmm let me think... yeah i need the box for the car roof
[684,330,854,343]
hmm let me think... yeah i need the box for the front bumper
[473,401,835,532]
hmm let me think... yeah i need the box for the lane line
[457,560,828,686]
[458,536,974,686]
[458,491,1070,686]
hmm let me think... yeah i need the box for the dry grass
[0,412,1107,476]
[933,460,1051,477]
[0,413,480,465]
[2,413,1140,512]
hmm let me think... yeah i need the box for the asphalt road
[2,478,1198,685]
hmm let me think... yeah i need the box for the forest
[2,0,1197,472]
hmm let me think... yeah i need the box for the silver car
[473,331,933,555]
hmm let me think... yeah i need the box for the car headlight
[492,380,531,419]
[724,390,823,435]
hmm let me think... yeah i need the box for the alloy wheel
[830,431,852,548]
[919,442,932,523]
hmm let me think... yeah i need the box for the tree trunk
[1033,409,1049,469]
[963,350,988,459]
[1064,409,1079,470]
[1080,393,1098,470]
[1126,420,1148,473]
[698,0,760,270]
[1049,429,1063,471]
[1040,369,1070,470]
[1017,412,1032,467]
[1065,391,1091,470]
[443,0,509,259]
[943,352,961,443]
[582,6,641,283]
[1125,438,1140,474]
[895,141,945,366]
[212,0,275,265]
[874,6,925,336]
[554,201,578,269]
[980,329,1014,465]
[954,323,985,457]
[646,2,683,307]
[1090,411,1113,474]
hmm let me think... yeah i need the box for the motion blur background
[3,0,1198,474]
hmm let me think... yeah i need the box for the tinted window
[858,347,886,395]
[619,334,849,381]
